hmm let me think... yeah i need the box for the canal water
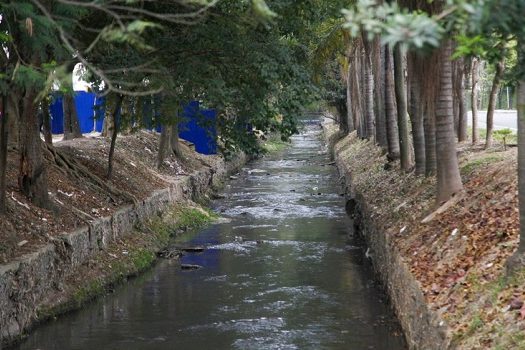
[14,120,406,350]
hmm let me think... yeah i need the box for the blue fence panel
[49,94,218,154]
[75,91,96,133]
[94,96,105,132]
[179,101,217,155]
[50,91,98,134]
[49,95,64,134]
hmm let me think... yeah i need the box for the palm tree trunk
[374,41,387,148]
[0,95,7,214]
[393,44,410,171]
[485,59,505,149]
[409,59,426,176]
[457,59,468,142]
[508,78,525,271]
[358,49,367,138]
[435,40,463,203]
[346,59,355,133]
[362,38,375,142]
[385,46,400,160]
[471,58,480,143]
[424,105,437,176]
[353,52,363,138]
[507,40,525,272]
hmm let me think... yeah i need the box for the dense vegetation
[320,0,525,272]
[1,0,525,274]
[0,0,346,213]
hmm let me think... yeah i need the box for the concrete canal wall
[0,153,247,347]
[323,120,452,350]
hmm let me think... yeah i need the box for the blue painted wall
[49,94,218,155]
[49,95,63,134]
[50,91,97,134]
[179,101,217,155]
[94,96,105,132]
[75,91,96,133]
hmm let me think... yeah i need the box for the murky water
[14,120,406,350]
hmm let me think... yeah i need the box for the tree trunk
[385,46,400,160]
[453,62,459,137]
[471,58,479,144]
[171,123,184,159]
[485,59,505,149]
[63,93,82,140]
[346,56,355,133]
[18,89,50,208]
[457,60,468,142]
[362,38,375,142]
[107,95,123,179]
[393,44,410,171]
[42,98,53,145]
[0,95,7,214]
[435,40,463,203]
[374,41,387,148]
[63,61,82,140]
[101,102,114,138]
[157,124,171,169]
[409,61,426,176]
[424,105,437,176]
[506,39,525,272]
[507,77,525,271]
[352,52,363,138]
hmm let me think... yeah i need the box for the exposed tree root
[42,143,139,206]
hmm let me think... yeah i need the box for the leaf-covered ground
[0,131,221,264]
[327,122,524,349]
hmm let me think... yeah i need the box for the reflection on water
[14,119,406,350]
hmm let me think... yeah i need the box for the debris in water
[158,248,182,259]
[179,246,205,253]
[181,264,202,270]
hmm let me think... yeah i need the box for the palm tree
[384,46,400,160]
[408,53,426,175]
[393,44,410,171]
[435,40,463,202]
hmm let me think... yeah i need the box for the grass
[262,133,289,153]
[72,279,105,306]
[467,126,517,145]
[461,153,504,174]
[174,206,217,230]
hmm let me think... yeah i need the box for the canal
[14,119,406,349]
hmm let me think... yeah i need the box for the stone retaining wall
[0,153,247,345]
[324,122,452,350]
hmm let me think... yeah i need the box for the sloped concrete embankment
[0,154,247,346]
[324,123,452,350]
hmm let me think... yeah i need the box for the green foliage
[494,128,513,138]
[262,134,289,153]
[342,0,443,50]
[130,249,156,271]
[176,207,216,230]
[73,280,104,306]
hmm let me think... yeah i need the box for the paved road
[467,110,517,131]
